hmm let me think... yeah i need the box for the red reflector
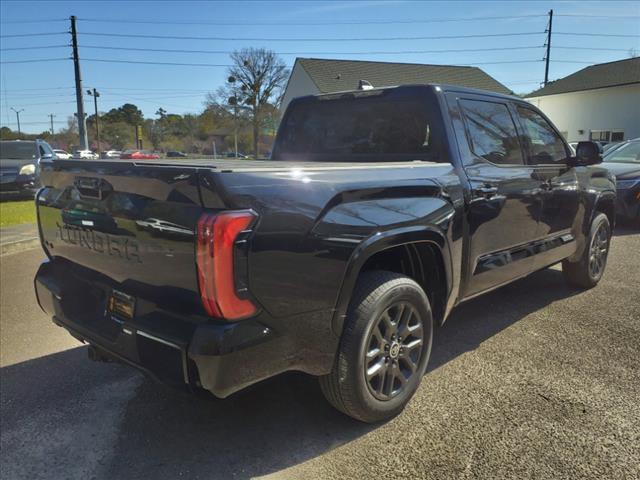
[196,210,257,320]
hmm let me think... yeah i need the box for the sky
[1,0,639,133]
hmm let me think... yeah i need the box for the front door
[448,95,545,298]
[515,104,581,267]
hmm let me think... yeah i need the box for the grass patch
[0,200,36,227]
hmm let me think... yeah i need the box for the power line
[3,44,544,55]
[79,31,545,42]
[555,32,640,38]
[0,45,69,51]
[5,100,76,107]
[0,86,74,92]
[553,46,638,52]
[2,44,635,55]
[0,32,67,38]
[555,14,640,19]
[0,58,69,64]
[81,58,548,68]
[77,14,547,26]
[0,19,67,24]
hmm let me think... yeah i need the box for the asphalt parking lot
[1,227,639,480]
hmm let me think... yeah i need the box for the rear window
[274,89,446,162]
[0,141,37,161]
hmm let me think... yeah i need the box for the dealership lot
[1,228,639,480]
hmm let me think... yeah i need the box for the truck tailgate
[36,159,207,313]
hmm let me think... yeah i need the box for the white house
[280,57,511,113]
[526,57,640,143]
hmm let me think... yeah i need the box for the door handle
[540,180,553,190]
[473,184,498,198]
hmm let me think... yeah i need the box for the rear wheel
[320,271,433,423]
[563,213,611,288]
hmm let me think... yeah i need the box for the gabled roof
[296,58,512,95]
[526,57,640,98]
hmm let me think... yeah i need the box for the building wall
[280,62,320,114]
[527,83,640,142]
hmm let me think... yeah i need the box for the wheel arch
[593,192,616,231]
[331,226,452,336]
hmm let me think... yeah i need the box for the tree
[103,103,144,126]
[216,48,289,157]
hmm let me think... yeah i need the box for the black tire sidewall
[346,277,433,419]
[586,213,611,283]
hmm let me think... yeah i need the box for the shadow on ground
[1,266,590,479]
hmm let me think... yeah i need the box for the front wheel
[563,213,611,288]
[320,271,433,423]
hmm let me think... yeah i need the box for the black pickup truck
[34,85,616,422]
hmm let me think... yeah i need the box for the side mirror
[41,153,55,160]
[572,141,602,166]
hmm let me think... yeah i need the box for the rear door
[446,93,545,298]
[514,103,580,266]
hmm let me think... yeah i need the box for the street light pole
[87,88,101,155]
[10,108,24,135]
[227,76,239,158]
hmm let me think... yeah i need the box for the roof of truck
[292,83,524,104]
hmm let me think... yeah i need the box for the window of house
[611,131,624,142]
[517,106,568,164]
[590,130,611,142]
[459,99,524,165]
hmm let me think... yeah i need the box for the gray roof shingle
[296,58,512,95]
[525,57,640,98]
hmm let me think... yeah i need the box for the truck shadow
[1,268,584,480]
[428,267,581,373]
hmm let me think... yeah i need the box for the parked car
[34,84,615,423]
[602,142,625,156]
[225,152,249,158]
[120,150,160,160]
[53,149,72,159]
[0,139,54,196]
[101,150,122,159]
[73,150,98,160]
[602,138,640,223]
[166,151,187,158]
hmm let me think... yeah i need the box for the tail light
[196,210,257,321]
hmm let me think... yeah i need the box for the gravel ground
[1,227,639,480]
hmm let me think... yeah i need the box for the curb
[1,238,42,256]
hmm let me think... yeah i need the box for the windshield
[273,89,446,162]
[0,141,37,161]
[604,141,640,164]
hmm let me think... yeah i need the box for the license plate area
[108,289,136,320]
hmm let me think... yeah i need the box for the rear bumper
[34,259,337,397]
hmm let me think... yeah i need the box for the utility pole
[87,88,101,155]
[49,114,56,135]
[544,9,553,86]
[70,15,88,150]
[10,107,24,134]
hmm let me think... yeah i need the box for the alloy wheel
[364,302,424,401]
[589,222,609,278]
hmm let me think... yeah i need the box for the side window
[460,99,524,165]
[39,143,54,158]
[517,106,568,165]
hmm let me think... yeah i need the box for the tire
[320,271,433,423]
[562,213,611,289]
